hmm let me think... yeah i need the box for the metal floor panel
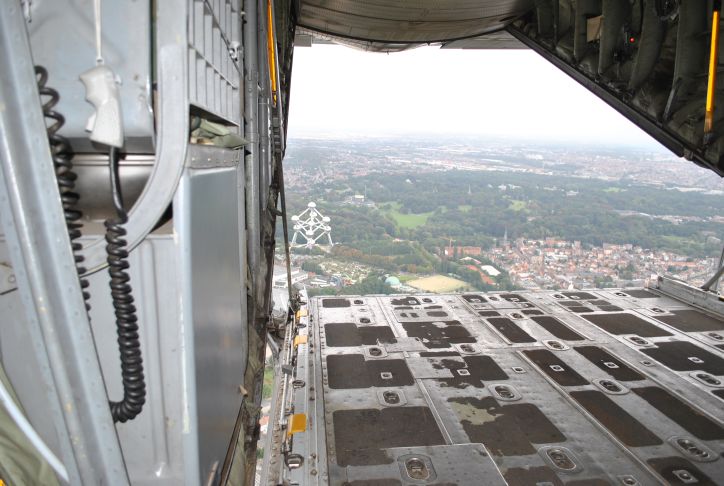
[279,286,724,485]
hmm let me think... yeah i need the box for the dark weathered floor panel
[642,341,724,375]
[487,317,536,343]
[332,407,446,466]
[582,313,673,337]
[654,309,724,332]
[570,390,662,447]
[631,387,724,441]
[302,288,724,485]
[530,315,585,341]
[324,323,395,347]
[327,354,414,389]
[523,349,589,386]
[573,345,644,381]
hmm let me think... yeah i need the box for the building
[443,245,482,257]
[480,265,501,277]
[273,265,308,288]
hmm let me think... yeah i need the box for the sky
[287,44,665,149]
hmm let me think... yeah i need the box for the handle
[80,65,124,148]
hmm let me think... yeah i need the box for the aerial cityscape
[274,135,724,296]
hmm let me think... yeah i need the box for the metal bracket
[0,262,17,294]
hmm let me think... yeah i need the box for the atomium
[291,202,333,249]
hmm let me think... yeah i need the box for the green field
[508,199,528,211]
[383,202,434,229]
[458,204,473,212]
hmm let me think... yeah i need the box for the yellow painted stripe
[287,413,307,436]
[266,0,278,106]
[705,8,720,133]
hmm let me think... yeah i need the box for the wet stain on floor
[435,355,509,388]
[325,323,395,347]
[401,321,476,348]
[390,296,421,306]
[448,396,565,456]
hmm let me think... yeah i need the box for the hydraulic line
[35,66,90,309]
[105,147,146,422]
[705,0,721,137]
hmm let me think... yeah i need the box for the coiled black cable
[105,147,146,422]
[35,66,90,308]
[36,66,144,422]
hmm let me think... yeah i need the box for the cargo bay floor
[271,279,724,486]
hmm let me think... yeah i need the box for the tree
[344,274,395,295]
[302,260,325,274]
[308,287,338,297]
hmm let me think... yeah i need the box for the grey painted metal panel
[0,2,128,483]
[27,0,154,153]
[177,167,246,484]
[187,0,243,127]
[84,236,186,485]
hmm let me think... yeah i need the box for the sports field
[407,275,471,293]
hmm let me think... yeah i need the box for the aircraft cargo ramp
[264,278,724,485]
